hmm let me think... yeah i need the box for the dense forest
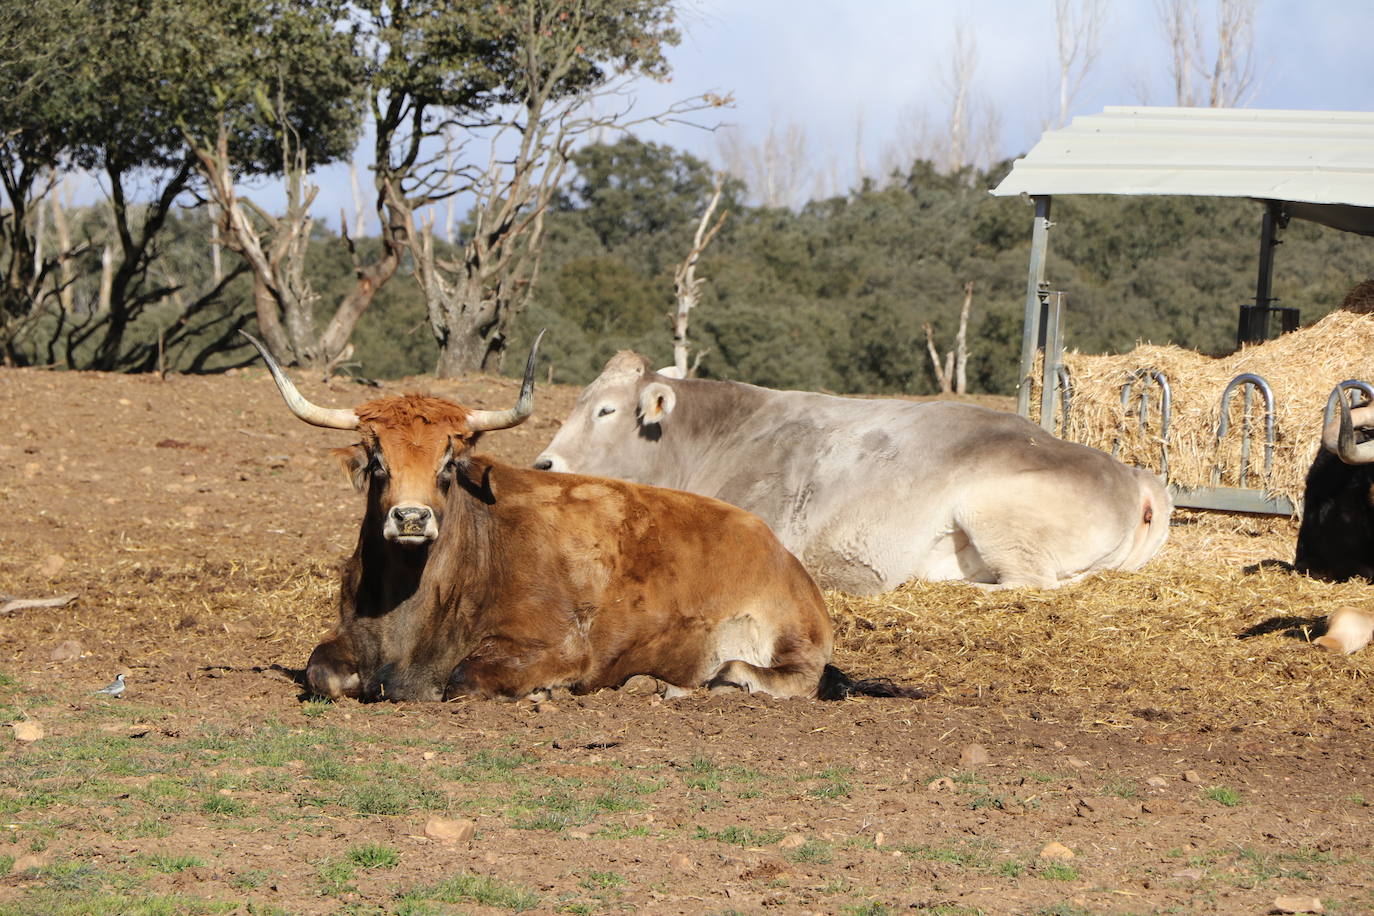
[5,136,1371,395]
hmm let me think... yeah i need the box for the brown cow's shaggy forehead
[355,393,472,430]
[354,395,476,464]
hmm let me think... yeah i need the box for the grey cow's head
[534,351,680,481]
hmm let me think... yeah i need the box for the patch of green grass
[784,839,833,864]
[399,871,541,911]
[443,749,539,782]
[232,869,272,890]
[348,843,400,869]
[596,823,652,840]
[900,840,996,870]
[300,699,333,718]
[684,756,723,792]
[0,891,237,916]
[694,825,784,847]
[1101,779,1139,799]
[510,788,600,831]
[589,789,642,814]
[512,811,579,832]
[132,818,173,839]
[0,855,12,875]
[131,779,191,811]
[1034,905,1094,916]
[579,871,626,892]
[307,756,347,781]
[1350,793,1368,807]
[317,859,357,895]
[808,766,853,799]
[997,860,1026,878]
[39,862,112,893]
[1037,862,1079,881]
[1203,785,1243,807]
[840,903,894,916]
[968,792,1007,811]
[200,794,251,817]
[341,781,444,816]
[141,854,204,873]
[1231,846,1332,887]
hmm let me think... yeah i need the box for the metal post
[1238,200,1283,346]
[1016,195,1052,417]
[1039,290,1064,432]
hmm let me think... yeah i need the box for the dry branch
[671,175,728,376]
[0,593,77,615]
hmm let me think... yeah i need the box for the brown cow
[241,332,920,703]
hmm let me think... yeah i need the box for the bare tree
[390,2,723,377]
[1051,0,1107,127]
[191,114,359,375]
[923,281,974,395]
[671,174,727,376]
[1158,0,1259,107]
[881,24,1002,179]
[716,120,812,209]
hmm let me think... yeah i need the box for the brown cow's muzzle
[385,504,438,546]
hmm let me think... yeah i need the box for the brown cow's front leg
[442,636,564,701]
[305,635,361,699]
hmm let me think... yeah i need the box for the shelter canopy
[990,106,1374,236]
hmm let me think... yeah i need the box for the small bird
[93,673,126,698]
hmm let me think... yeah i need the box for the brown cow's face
[337,397,480,548]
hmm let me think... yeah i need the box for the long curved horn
[468,329,545,433]
[1322,397,1374,465]
[239,331,360,430]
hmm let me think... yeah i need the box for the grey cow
[535,352,1172,595]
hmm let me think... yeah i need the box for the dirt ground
[1,366,1372,916]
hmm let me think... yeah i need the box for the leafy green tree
[181,0,367,373]
[354,0,716,377]
[0,0,362,370]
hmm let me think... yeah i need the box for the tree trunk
[954,281,973,395]
[432,289,506,377]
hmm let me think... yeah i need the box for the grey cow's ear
[638,381,676,425]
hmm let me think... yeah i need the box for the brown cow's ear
[451,455,496,505]
[333,445,368,492]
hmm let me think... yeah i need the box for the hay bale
[1028,309,1374,507]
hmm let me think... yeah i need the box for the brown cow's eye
[597,406,616,417]
[367,455,388,479]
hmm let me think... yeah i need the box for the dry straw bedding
[1029,309,1374,506]
[829,512,1373,737]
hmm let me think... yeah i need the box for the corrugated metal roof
[990,107,1374,234]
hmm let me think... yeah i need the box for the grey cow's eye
[596,406,616,418]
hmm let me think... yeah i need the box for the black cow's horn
[468,330,545,433]
[239,331,360,430]
[1323,395,1374,465]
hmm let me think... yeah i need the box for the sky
[294,0,1374,233]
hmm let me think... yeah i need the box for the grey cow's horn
[467,330,546,433]
[1323,397,1374,465]
[239,331,360,430]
